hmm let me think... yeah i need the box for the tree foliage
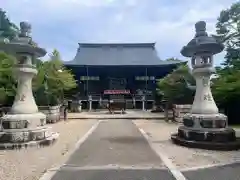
[212,2,240,105]
[165,57,183,62]
[34,49,77,106]
[212,70,240,104]
[0,52,16,105]
[0,50,77,106]
[214,2,240,67]
[157,62,195,105]
[0,8,19,40]
[46,49,77,92]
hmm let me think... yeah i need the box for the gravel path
[0,119,97,180]
[133,120,240,171]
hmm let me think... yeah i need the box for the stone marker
[171,21,240,151]
[0,21,59,149]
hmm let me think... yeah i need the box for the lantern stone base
[182,113,228,128]
[0,132,58,149]
[171,125,240,151]
[0,113,59,149]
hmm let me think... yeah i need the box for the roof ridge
[64,42,182,66]
[78,42,156,48]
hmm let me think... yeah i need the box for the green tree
[46,49,77,91]
[212,70,240,104]
[214,1,240,68]
[212,2,240,105]
[157,63,195,105]
[34,49,77,106]
[157,62,195,121]
[0,8,19,40]
[165,57,183,62]
[0,52,16,105]
[211,2,240,124]
[49,49,61,61]
[32,58,44,91]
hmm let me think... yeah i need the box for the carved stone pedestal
[0,113,58,149]
[171,126,240,151]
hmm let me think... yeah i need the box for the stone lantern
[0,22,59,149]
[171,21,240,150]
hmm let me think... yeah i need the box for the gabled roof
[64,43,181,66]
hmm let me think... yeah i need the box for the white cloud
[1,0,237,63]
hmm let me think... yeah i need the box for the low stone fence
[173,104,192,122]
[0,106,61,124]
[69,100,81,112]
[38,105,61,123]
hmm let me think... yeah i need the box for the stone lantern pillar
[171,21,240,150]
[0,22,59,149]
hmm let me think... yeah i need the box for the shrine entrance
[108,77,127,99]
[104,77,129,113]
[108,77,126,90]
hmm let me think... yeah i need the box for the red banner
[104,90,130,95]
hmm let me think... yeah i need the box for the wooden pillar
[133,97,136,109]
[142,95,145,111]
[88,95,92,111]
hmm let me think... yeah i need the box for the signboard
[104,89,130,95]
[136,89,152,95]
[135,76,155,81]
[80,76,100,81]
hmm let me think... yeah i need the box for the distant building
[64,43,183,110]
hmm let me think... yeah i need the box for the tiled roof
[64,43,181,66]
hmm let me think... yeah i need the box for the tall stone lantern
[0,22,59,149]
[171,21,240,150]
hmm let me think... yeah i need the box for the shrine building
[64,43,183,110]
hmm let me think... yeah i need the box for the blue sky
[1,0,238,66]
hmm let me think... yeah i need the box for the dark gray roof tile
[64,43,181,66]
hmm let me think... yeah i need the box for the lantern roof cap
[181,21,224,57]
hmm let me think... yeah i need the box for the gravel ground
[133,120,240,170]
[0,119,97,180]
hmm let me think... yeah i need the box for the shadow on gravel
[105,136,147,144]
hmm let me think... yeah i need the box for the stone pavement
[51,169,175,180]
[43,119,240,180]
[134,120,240,180]
[50,120,176,180]
[183,162,240,180]
[67,110,165,119]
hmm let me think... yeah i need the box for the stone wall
[38,105,61,123]
[173,104,192,122]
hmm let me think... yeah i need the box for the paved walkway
[50,120,175,180]
[67,110,165,119]
[183,162,240,180]
[134,120,240,180]
[47,119,240,180]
